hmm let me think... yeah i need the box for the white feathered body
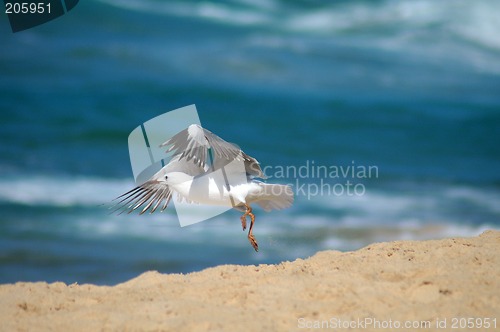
[168,172,293,212]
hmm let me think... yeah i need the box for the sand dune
[1,231,498,331]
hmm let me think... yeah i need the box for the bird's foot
[248,233,259,252]
[240,215,247,231]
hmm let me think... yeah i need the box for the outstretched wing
[160,124,266,178]
[254,183,294,212]
[111,180,173,215]
[160,124,241,167]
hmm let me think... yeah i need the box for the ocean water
[1,0,499,285]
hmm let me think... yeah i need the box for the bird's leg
[243,204,258,252]
[240,208,247,231]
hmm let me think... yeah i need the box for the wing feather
[112,180,172,215]
[160,124,266,178]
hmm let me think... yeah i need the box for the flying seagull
[113,124,294,251]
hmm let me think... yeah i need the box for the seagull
[113,124,294,251]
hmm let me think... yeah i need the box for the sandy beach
[1,230,498,331]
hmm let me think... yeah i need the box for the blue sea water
[0,0,499,285]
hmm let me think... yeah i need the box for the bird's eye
[165,175,168,179]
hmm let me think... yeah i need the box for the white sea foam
[96,0,500,76]
[1,175,497,249]
[0,176,132,206]
[318,222,492,252]
[99,0,272,26]
[443,186,500,214]
[1,176,498,221]
[97,0,500,50]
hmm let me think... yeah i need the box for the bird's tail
[255,183,294,212]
